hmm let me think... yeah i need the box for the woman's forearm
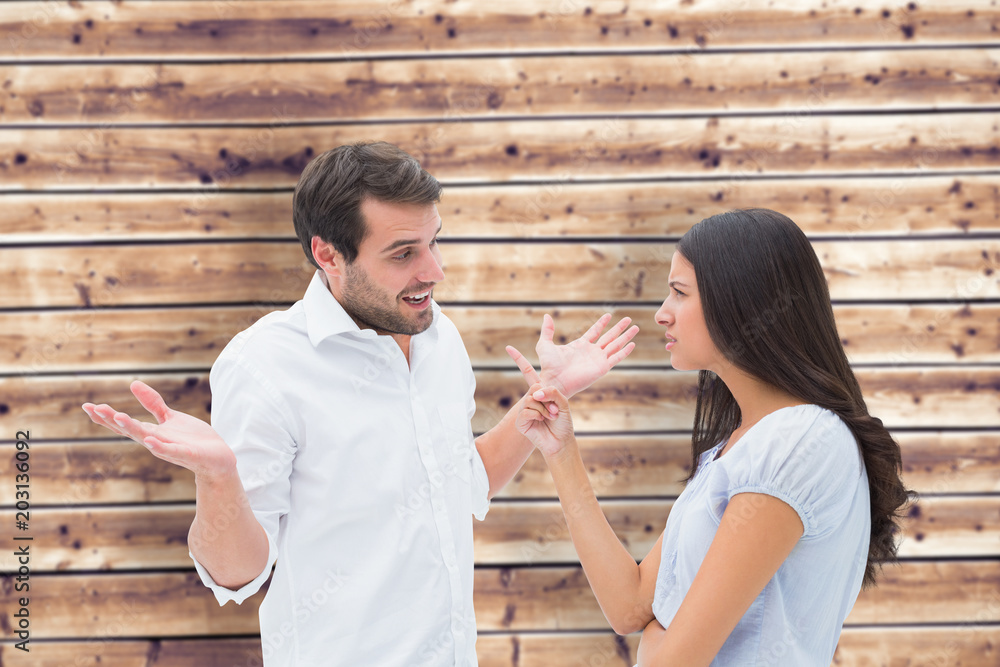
[637,617,668,666]
[544,439,655,634]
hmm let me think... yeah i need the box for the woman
[512,209,911,666]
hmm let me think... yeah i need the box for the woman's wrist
[540,433,579,467]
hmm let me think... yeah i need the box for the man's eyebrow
[379,222,442,254]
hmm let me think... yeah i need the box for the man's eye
[393,250,411,261]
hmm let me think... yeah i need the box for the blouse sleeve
[713,406,866,539]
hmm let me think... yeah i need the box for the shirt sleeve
[466,360,491,521]
[715,407,865,539]
[189,349,299,605]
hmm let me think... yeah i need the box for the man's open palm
[82,380,235,481]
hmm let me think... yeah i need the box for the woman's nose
[655,301,672,326]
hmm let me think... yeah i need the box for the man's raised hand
[506,313,638,399]
[82,380,236,481]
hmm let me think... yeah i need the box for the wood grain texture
[3,561,997,639]
[4,175,997,242]
[3,113,997,190]
[2,368,998,442]
[1,496,993,572]
[0,0,995,661]
[4,49,999,125]
[0,440,196,506]
[1,628,998,667]
[2,239,998,308]
[1,0,996,60]
[3,302,997,375]
[3,431,993,508]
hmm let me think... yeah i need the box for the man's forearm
[188,469,270,590]
[475,393,536,499]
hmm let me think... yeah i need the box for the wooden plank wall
[1,1,998,665]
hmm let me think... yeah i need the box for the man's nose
[418,249,445,283]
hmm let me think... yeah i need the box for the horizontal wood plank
[2,628,999,667]
[5,49,999,125]
[3,302,997,375]
[1,1,996,60]
[1,496,993,572]
[2,431,994,508]
[2,239,998,308]
[2,368,998,442]
[3,561,996,639]
[832,627,1000,667]
[3,113,998,190]
[3,175,997,243]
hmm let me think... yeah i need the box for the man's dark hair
[292,141,442,267]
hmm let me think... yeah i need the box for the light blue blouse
[651,404,870,666]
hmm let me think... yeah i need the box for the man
[82,141,637,666]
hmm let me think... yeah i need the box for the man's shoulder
[217,301,308,363]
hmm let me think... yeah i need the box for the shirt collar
[303,270,441,348]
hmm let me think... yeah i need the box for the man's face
[337,198,445,336]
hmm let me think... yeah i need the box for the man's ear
[311,236,344,278]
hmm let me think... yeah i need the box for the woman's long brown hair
[678,208,913,588]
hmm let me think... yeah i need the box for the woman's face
[654,251,725,372]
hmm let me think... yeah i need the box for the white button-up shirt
[190,270,492,666]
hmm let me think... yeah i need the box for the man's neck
[320,271,412,364]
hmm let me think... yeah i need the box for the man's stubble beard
[340,262,433,336]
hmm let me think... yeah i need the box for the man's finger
[111,411,155,444]
[596,316,633,348]
[131,380,171,424]
[506,345,541,386]
[83,404,129,439]
[581,313,612,344]
[530,386,570,412]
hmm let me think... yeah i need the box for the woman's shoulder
[720,404,866,536]
[748,403,858,461]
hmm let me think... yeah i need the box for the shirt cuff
[189,532,277,606]
[470,444,492,521]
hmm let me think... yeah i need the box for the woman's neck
[717,365,806,438]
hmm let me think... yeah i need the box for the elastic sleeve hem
[727,484,816,537]
[189,530,278,606]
